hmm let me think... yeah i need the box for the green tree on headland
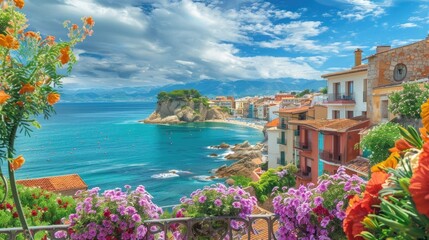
[157,89,208,107]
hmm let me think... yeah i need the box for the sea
[11,102,263,206]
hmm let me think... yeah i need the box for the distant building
[274,93,294,101]
[17,174,88,196]
[322,49,368,119]
[366,37,429,123]
[288,118,369,186]
[211,96,235,110]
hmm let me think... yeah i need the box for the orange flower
[409,141,429,218]
[0,34,19,49]
[13,0,24,9]
[18,83,35,94]
[72,24,79,30]
[419,127,429,142]
[0,90,11,104]
[24,31,41,41]
[389,139,414,153]
[85,16,95,27]
[45,35,55,46]
[421,99,429,133]
[16,101,24,107]
[366,171,389,196]
[343,195,367,240]
[371,152,399,172]
[47,93,60,105]
[10,155,25,171]
[59,46,70,64]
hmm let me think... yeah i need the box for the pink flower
[198,195,207,203]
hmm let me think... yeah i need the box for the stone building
[366,36,429,123]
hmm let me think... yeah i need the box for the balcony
[324,93,355,105]
[294,140,311,151]
[277,122,288,129]
[277,157,286,165]
[277,138,287,145]
[295,171,312,180]
[319,151,342,164]
[0,215,280,240]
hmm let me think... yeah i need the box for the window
[332,110,340,119]
[346,81,354,99]
[333,82,341,100]
[381,100,389,119]
[347,111,354,118]
[362,111,367,117]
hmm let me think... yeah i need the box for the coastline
[205,119,265,131]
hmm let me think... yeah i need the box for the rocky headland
[142,89,230,124]
[213,141,265,178]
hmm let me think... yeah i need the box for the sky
[21,0,429,89]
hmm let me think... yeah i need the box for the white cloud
[391,39,422,47]
[336,0,392,21]
[397,22,418,28]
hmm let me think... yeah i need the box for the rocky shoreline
[209,141,265,179]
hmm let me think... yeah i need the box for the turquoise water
[9,102,263,206]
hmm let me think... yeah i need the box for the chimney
[376,45,391,54]
[354,48,363,66]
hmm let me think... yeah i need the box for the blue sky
[22,0,429,89]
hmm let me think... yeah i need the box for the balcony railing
[319,151,342,164]
[277,157,286,165]
[324,93,355,103]
[296,171,312,180]
[277,138,286,145]
[0,214,280,240]
[277,123,287,129]
[294,140,311,151]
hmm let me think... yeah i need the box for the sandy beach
[206,119,265,131]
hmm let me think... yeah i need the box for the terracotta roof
[265,118,279,128]
[17,174,87,193]
[277,106,309,114]
[344,156,370,176]
[321,64,368,78]
[288,118,368,132]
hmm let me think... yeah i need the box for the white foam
[151,173,180,179]
[168,169,192,175]
[192,175,214,182]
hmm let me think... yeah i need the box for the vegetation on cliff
[157,89,209,107]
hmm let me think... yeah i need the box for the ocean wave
[192,175,214,182]
[168,169,192,175]
[151,173,180,179]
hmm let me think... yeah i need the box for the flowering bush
[344,100,429,239]
[0,183,75,228]
[273,167,365,240]
[172,183,257,239]
[249,164,297,202]
[59,185,162,240]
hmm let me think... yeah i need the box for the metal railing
[319,151,342,164]
[0,214,280,240]
[324,93,355,102]
[294,140,311,151]
[295,171,312,180]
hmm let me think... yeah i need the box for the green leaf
[31,120,41,129]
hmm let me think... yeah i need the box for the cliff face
[143,100,229,123]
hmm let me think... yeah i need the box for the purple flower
[214,199,222,207]
[314,196,323,206]
[321,216,330,228]
[132,214,141,222]
[54,231,67,239]
[198,195,207,203]
[232,201,241,208]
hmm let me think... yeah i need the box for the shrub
[230,175,252,187]
[0,183,75,228]
[273,167,365,239]
[64,185,162,240]
[388,82,429,119]
[358,122,401,166]
[249,165,297,203]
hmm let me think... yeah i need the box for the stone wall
[367,37,429,123]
